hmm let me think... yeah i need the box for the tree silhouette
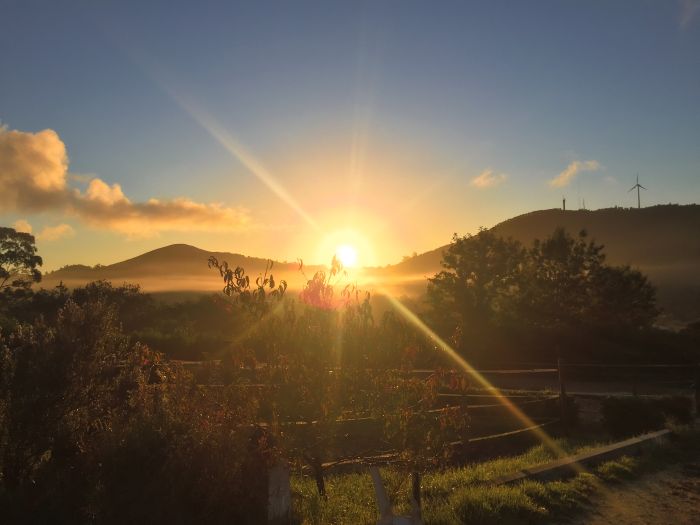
[518,228,658,331]
[427,229,524,354]
[428,227,659,361]
[0,227,42,291]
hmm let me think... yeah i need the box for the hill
[381,204,700,326]
[42,244,317,293]
[42,205,700,325]
[388,205,700,276]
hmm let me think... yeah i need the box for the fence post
[268,461,291,524]
[411,470,422,523]
[557,358,568,435]
[695,364,700,422]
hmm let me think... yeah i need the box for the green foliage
[0,280,247,361]
[428,227,660,362]
[378,370,470,470]
[0,298,265,524]
[204,256,469,495]
[293,427,700,524]
[290,436,639,524]
[0,227,42,291]
[427,229,524,352]
[208,257,287,316]
[595,455,637,483]
[518,228,658,331]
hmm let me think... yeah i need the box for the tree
[428,227,659,362]
[206,256,470,499]
[515,228,605,330]
[427,229,525,354]
[0,227,42,291]
[518,228,658,331]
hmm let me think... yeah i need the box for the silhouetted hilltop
[41,205,700,325]
[45,205,700,286]
[494,205,700,267]
[382,204,700,326]
[43,244,309,291]
[388,205,700,279]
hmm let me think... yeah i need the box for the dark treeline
[2,281,245,361]
[3,227,697,366]
[425,227,699,365]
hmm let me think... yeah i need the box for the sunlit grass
[291,438,594,524]
[291,426,700,525]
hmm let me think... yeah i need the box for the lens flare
[127,50,319,232]
[336,244,358,268]
[380,290,582,468]
[316,228,376,268]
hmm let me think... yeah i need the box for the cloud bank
[470,169,507,188]
[549,160,601,187]
[0,125,250,236]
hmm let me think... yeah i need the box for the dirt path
[565,461,700,525]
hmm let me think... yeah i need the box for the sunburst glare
[335,244,358,268]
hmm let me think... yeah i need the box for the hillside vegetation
[41,205,700,325]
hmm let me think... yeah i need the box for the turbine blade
[628,186,635,192]
[639,184,647,190]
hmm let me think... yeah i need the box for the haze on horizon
[1,1,699,271]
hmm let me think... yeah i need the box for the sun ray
[379,290,583,467]
[168,94,320,231]
[123,47,319,232]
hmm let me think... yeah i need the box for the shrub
[0,299,265,524]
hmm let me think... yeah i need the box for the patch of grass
[425,469,599,524]
[292,426,700,524]
[596,455,638,483]
[428,483,549,525]
[291,471,377,525]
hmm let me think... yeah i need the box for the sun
[314,226,375,269]
[335,244,358,268]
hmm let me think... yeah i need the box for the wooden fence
[260,360,700,523]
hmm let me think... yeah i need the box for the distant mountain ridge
[49,244,274,279]
[388,204,700,279]
[43,244,317,292]
[381,204,700,326]
[44,205,700,284]
[42,204,700,324]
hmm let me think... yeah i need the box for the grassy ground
[291,425,700,524]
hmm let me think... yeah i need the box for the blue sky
[1,1,699,269]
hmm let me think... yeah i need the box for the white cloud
[0,125,251,235]
[549,160,601,188]
[12,219,33,233]
[470,169,507,188]
[36,223,75,241]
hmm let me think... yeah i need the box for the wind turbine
[628,173,646,209]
